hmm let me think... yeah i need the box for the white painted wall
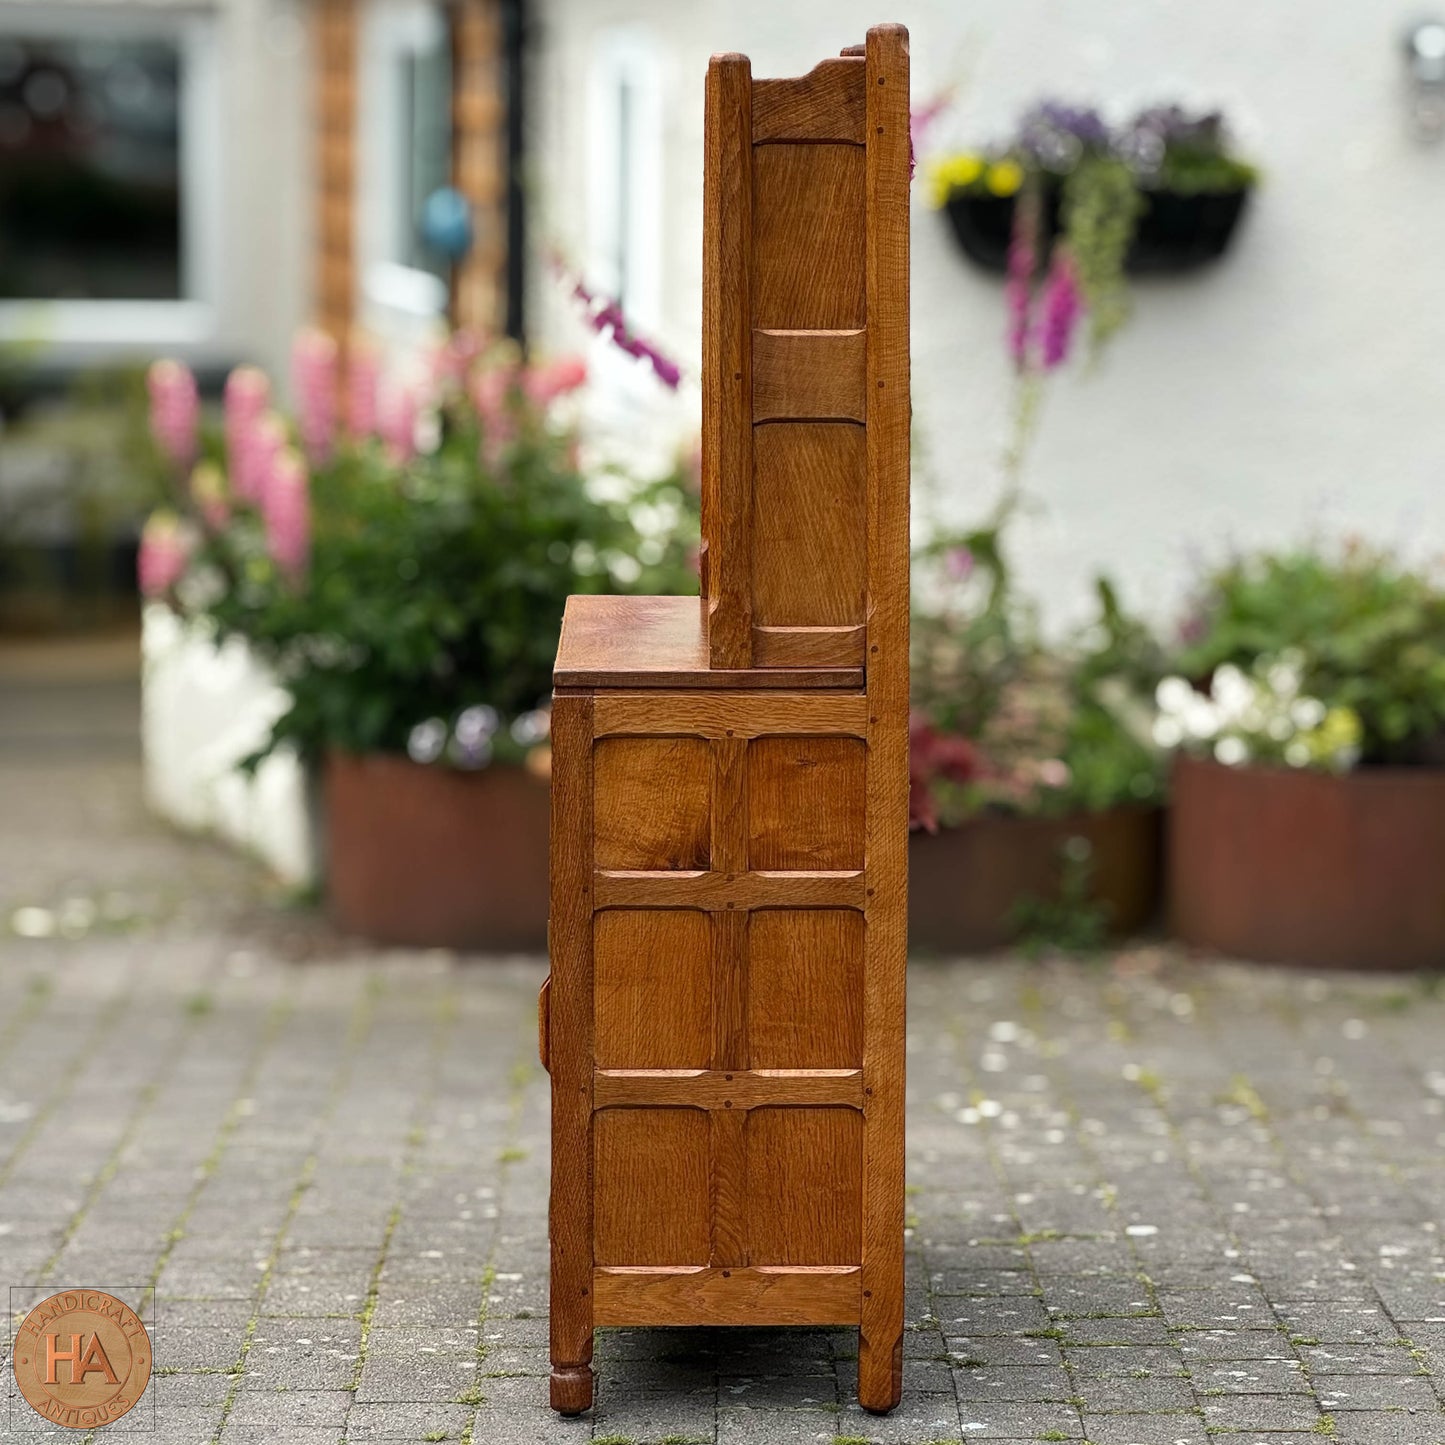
[528,0,1445,628]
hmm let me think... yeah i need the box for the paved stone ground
[1,641,1443,1445]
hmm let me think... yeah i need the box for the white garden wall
[141,605,319,887]
[529,0,1445,629]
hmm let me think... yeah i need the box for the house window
[0,9,218,345]
[359,1,453,338]
[585,28,663,401]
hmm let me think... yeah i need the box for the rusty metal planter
[1168,754,1445,969]
[325,750,548,951]
[909,805,1163,954]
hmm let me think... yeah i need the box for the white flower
[1152,716,1184,749]
[1181,693,1222,740]
[1285,740,1310,767]
[1291,697,1326,730]
[1155,676,1196,715]
[407,718,448,764]
[1211,664,1253,723]
[1214,735,1250,766]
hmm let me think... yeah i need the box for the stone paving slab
[2,673,1445,1444]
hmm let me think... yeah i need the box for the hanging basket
[944,184,1251,275]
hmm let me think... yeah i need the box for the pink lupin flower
[263,447,310,583]
[189,461,229,531]
[347,339,380,441]
[224,366,270,502]
[245,413,288,508]
[291,328,339,466]
[523,355,588,407]
[1039,246,1083,370]
[379,379,419,465]
[137,510,191,598]
[146,359,200,472]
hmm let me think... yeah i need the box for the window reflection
[0,34,182,301]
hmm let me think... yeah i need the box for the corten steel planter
[325,751,548,951]
[1169,754,1445,969]
[909,805,1163,953]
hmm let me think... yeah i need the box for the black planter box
[944,184,1250,274]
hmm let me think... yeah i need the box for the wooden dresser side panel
[580,689,884,1305]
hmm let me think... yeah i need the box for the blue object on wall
[420,186,475,261]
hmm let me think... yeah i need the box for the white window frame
[357,0,451,347]
[0,3,221,348]
[583,26,664,410]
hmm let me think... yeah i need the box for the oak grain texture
[593,1108,711,1267]
[593,736,711,870]
[592,868,865,911]
[593,1265,861,1327]
[547,692,595,1413]
[747,735,866,870]
[857,22,911,1416]
[751,623,867,669]
[593,690,867,739]
[593,1068,864,1111]
[752,328,867,422]
[751,422,867,633]
[703,53,755,668]
[554,595,862,691]
[746,1106,863,1265]
[752,142,865,330]
[748,909,864,1067]
[752,56,865,143]
[593,909,711,1069]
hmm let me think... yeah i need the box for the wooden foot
[857,1327,903,1414]
[549,1363,594,1415]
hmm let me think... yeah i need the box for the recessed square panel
[747,736,865,869]
[594,736,711,870]
[752,142,865,330]
[594,1108,711,1267]
[748,910,863,1068]
[595,910,712,1069]
[751,423,866,631]
[745,1106,862,1265]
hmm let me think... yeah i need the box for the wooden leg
[549,1359,593,1415]
[857,1322,903,1413]
[549,693,596,1414]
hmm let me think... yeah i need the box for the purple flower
[1017,100,1109,170]
[1039,248,1083,370]
[558,261,683,391]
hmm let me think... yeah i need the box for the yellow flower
[925,152,984,208]
[985,159,1025,196]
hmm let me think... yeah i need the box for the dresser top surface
[553,595,865,691]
